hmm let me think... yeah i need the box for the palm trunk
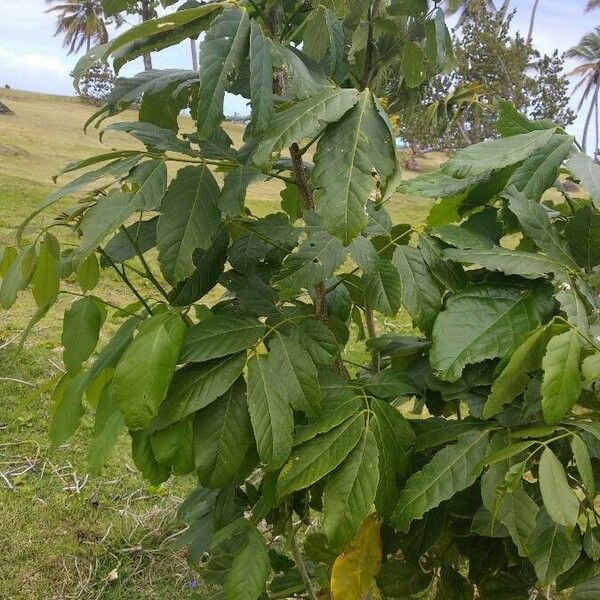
[594,88,600,160]
[582,84,599,153]
[141,0,153,71]
[498,0,511,21]
[526,0,541,45]
[190,38,198,71]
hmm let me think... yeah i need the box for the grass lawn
[0,88,438,599]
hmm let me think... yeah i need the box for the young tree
[4,2,600,598]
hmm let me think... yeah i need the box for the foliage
[45,0,110,54]
[4,2,600,600]
[394,1,575,155]
[78,61,115,103]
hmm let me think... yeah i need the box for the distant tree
[78,61,114,103]
[586,0,600,11]
[395,3,574,159]
[567,27,600,154]
[45,0,108,54]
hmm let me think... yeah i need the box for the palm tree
[526,0,541,45]
[445,0,499,25]
[567,27,600,153]
[45,0,108,54]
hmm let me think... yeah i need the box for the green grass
[0,89,439,598]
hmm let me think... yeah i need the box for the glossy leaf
[323,428,379,548]
[430,285,540,382]
[312,90,396,243]
[181,314,265,363]
[112,313,185,430]
[247,354,294,471]
[225,528,270,600]
[157,166,221,284]
[391,430,489,532]
[539,447,579,528]
[541,329,581,424]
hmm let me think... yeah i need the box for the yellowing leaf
[331,515,382,600]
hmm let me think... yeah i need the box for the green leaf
[181,314,265,363]
[312,90,396,243]
[323,428,379,548]
[267,332,321,416]
[392,246,442,335]
[220,165,265,218]
[572,435,595,497]
[275,226,346,291]
[169,227,229,306]
[32,234,60,308]
[504,186,578,268]
[401,171,486,198]
[248,20,274,135]
[403,41,427,88]
[363,259,401,316]
[541,329,581,424]
[497,100,535,136]
[430,285,541,382]
[72,191,138,265]
[584,528,600,561]
[18,154,142,243]
[194,378,253,488]
[247,354,294,471]
[61,297,105,372]
[435,566,474,600]
[253,88,359,167]
[102,217,158,265]
[128,159,167,210]
[444,246,564,278]
[112,313,185,430]
[483,322,568,418]
[582,353,600,383]
[565,205,600,269]
[152,352,246,430]
[573,576,600,600]
[197,7,250,139]
[539,447,580,528]
[529,509,582,585]
[76,252,100,292]
[150,418,194,475]
[103,121,195,155]
[81,4,223,77]
[157,165,221,284]
[390,430,489,532]
[442,129,555,178]
[376,560,430,598]
[277,414,364,497]
[49,371,88,446]
[130,430,170,485]
[507,134,574,202]
[225,528,270,600]
[569,153,600,210]
[88,385,125,474]
[371,399,414,519]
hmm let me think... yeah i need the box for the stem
[364,307,380,372]
[120,225,170,300]
[361,1,381,89]
[289,142,329,325]
[98,248,153,314]
[289,528,318,600]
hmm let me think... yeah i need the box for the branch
[98,248,153,314]
[289,527,318,600]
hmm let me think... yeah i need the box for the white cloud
[0,47,71,75]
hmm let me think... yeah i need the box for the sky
[0,0,596,142]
